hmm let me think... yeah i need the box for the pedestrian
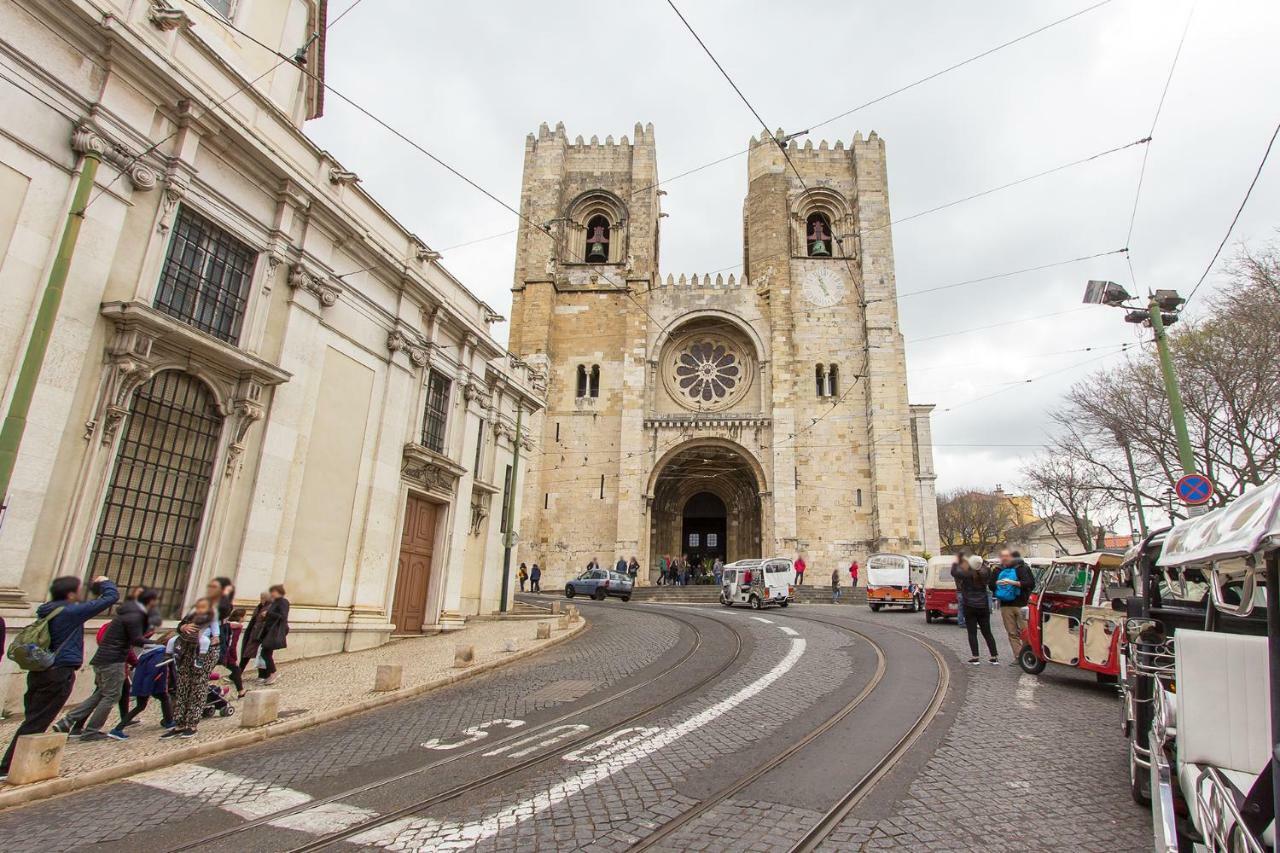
[991,548,1037,661]
[517,563,528,592]
[794,554,806,585]
[952,555,999,665]
[222,608,247,697]
[951,551,968,628]
[627,556,639,583]
[831,567,842,603]
[656,555,667,585]
[529,563,542,593]
[849,560,859,589]
[614,556,628,575]
[256,585,290,686]
[164,598,220,739]
[713,557,724,586]
[48,579,138,742]
[120,640,174,730]
[106,590,161,738]
[239,592,270,684]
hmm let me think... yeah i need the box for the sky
[309,0,1280,498]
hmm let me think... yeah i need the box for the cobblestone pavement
[0,602,1153,852]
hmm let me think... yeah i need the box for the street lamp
[1083,280,1199,497]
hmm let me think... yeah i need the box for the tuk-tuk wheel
[869,603,882,612]
[749,595,762,610]
[925,611,935,623]
[1129,746,1152,807]
[1017,644,1046,675]
[1095,672,1118,686]
[779,600,789,608]
[720,596,732,608]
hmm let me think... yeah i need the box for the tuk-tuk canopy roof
[1051,552,1125,568]
[1157,477,1280,568]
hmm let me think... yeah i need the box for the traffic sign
[1175,473,1214,506]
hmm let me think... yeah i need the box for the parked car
[564,569,633,602]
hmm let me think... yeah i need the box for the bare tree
[1020,454,1118,552]
[937,489,1018,555]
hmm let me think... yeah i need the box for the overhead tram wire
[1185,115,1280,305]
[83,0,374,213]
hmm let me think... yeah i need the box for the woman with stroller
[163,597,220,739]
[257,585,290,686]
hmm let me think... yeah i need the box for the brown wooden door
[391,495,437,633]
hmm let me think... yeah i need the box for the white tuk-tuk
[720,557,794,610]
[1140,477,1278,853]
[866,553,927,612]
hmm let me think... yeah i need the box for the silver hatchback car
[564,569,633,602]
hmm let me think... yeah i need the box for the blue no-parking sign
[1175,473,1214,506]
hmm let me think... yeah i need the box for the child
[163,598,220,739]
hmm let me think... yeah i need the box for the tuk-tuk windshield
[867,554,910,587]
[1043,564,1089,595]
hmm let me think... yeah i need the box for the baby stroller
[202,672,236,718]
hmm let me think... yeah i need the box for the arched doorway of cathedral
[648,440,763,578]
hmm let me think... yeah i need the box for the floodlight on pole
[1082,279,1132,307]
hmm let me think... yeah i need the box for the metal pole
[1147,297,1196,477]
[1267,552,1280,836]
[498,404,523,613]
[0,153,101,518]
[1120,438,1148,537]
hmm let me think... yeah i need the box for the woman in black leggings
[951,555,999,665]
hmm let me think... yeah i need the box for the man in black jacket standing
[991,549,1037,659]
[53,588,151,741]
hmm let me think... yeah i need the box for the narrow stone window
[544,492,549,509]
[815,364,826,397]
[585,215,610,262]
[555,422,561,442]
[599,474,605,499]
[806,212,832,257]
[575,365,589,398]
[856,488,863,507]
[473,419,485,478]
[827,364,839,397]
[589,364,600,398]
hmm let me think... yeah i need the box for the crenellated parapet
[656,273,742,290]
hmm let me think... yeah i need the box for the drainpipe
[498,404,523,612]
[0,152,101,524]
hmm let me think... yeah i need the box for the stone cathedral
[508,122,940,586]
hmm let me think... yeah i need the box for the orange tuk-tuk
[1017,552,1129,682]
[866,553,927,612]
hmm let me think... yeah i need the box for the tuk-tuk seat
[1174,629,1273,845]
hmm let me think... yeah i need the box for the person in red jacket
[794,555,806,585]
[849,561,859,588]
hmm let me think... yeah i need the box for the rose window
[674,341,741,402]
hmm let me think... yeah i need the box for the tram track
[628,609,948,852]
[265,603,753,853]
[165,604,740,852]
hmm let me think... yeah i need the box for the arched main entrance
[649,441,763,572]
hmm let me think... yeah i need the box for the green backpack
[5,606,66,671]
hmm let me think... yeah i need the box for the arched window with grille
[589,364,601,398]
[88,371,224,618]
[827,364,839,397]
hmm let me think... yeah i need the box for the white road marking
[778,626,799,636]
[563,727,658,763]
[1016,674,1039,709]
[350,639,808,849]
[750,616,774,624]
[481,724,589,758]
[131,764,311,820]
[421,718,524,750]
[269,802,379,833]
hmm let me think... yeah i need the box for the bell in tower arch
[807,214,831,257]
[585,216,610,262]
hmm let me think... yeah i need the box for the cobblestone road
[0,601,1152,852]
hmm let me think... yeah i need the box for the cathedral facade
[508,122,940,586]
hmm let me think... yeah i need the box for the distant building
[0,1,541,711]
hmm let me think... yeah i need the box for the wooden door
[391,495,437,633]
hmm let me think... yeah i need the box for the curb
[0,618,588,811]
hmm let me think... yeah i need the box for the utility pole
[498,404,523,613]
[1117,435,1148,538]
[0,151,101,523]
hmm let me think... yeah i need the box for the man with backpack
[1,575,118,778]
[990,548,1037,660]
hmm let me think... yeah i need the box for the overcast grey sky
[310,0,1279,495]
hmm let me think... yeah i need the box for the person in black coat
[952,555,1000,665]
[257,585,290,685]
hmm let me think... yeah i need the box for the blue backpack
[994,567,1020,602]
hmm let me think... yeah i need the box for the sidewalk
[0,614,584,806]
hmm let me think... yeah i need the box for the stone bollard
[374,664,403,692]
[454,644,475,668]
[7,732,67,785]
[550,600,562,615]
[536,621,551,640]
[557,614,569,631]
[240,689,280,728]
[567,605,580,623]
[504,638,518,653]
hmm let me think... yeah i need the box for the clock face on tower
[801,267,846,308]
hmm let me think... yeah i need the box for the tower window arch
[576,364,588,398]
[589,364,601,398]
[815,364,826,397]
[806,212,832,257]
[827,364,839,397]
[584,215,610,263]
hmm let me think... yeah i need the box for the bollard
[550,600,562,615]
[454,644,475,667]
[374,664,403,692]
[240,689,280,728]
[7,732,67,785]
[536,621,551,640]
[567,605,580,623]
[504,637,518,653]
[557,614,569,631]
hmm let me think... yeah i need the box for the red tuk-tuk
[923,556,957,622]
[1018,552,1129,682]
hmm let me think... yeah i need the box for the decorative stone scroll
[387,329,431,368]
[71,122,159,192]
[146,0,191,30]
[402,443,466,495]
[287,264,342,307]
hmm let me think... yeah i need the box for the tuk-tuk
[923,556,958,623]
[1017,551,1129,682]
[720,557,794,610]
[866,553,926,612]
[1129,477,1279,853]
